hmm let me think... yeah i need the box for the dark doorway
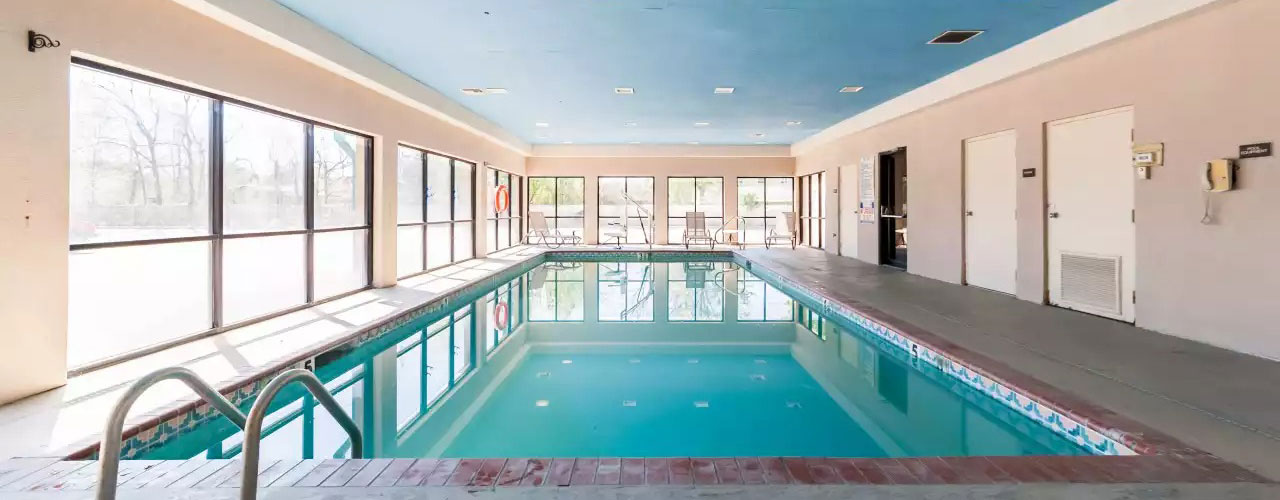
[879,148,908,269]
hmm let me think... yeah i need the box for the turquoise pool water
[139,260,1090,460]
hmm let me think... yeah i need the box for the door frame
[961,129,1018,294]
[877,147,907,269]
[1043,105,1136,322]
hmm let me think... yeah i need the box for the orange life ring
[494,185,510,214]
[494,301,509,330]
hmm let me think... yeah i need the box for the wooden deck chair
[682,211,715,248]
[765,212,798,249]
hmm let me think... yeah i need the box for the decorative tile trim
[734,254,1137,456]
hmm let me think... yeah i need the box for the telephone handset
[1202,159,1235,192]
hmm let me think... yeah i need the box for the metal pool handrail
[97,366,248,500]
[240,368,362,500]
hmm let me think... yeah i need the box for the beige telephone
[1202,159,1235,192]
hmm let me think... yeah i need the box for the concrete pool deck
[0,245,1276,498]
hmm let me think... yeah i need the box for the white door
[963,130,1018,295]
[838,163,858,258]
[1046,107,1135,322]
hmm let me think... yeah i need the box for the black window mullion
[210,100,224,329]
[304,124,315,303]
[365,139,374,288]
[421,154,428,271]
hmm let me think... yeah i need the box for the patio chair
[682,212,716,249]
[764,212,798,249]
[525,212,580,248]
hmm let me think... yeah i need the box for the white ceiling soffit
[531,144,794,158]
[792,0,1225,156]
[171,0,532,156]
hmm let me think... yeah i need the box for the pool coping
[56,247,1268,485]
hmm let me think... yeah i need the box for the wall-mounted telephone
[1202,159,1235,192]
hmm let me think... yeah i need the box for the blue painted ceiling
[273,0,1115,145]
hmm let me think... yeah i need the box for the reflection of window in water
[486,278,524,352]
[797,304,829,340]
[668,262,725,322]
[736,268,794,322]
[196,366,364,460]
[393,306,475,434]
[598,262,654,321]
[528,263,584,321]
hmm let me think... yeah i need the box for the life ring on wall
[494,185,510,214]
[494,301,509,330]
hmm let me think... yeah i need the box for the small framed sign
[1021,168,1037,178]
[1240,142,1272,159]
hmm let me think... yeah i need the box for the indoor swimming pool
[133,258,1105,461]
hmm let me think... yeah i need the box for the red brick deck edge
[8,455,1269,492]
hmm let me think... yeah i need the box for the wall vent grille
[1060,252,1122,315]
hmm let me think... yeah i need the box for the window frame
[67,58,374,374]
[597,176,655,244]
[396,145,477,278]
[798,172,826,248]
[666,176,725,242]
[736,177,795,244]
[527,176,585,237]
[486,167,524,252]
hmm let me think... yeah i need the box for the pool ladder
[96,367,362,500]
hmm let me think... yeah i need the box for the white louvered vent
[1060,253,1122,315]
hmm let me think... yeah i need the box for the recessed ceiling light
[714,87,735,94]
[754,141,768,145]
[629,141,642,144]
[535,122,550,128]
[928,30,985,45]
[785,120,803,126]
[693,122,710,127]
[562,141,574,144]
[623,122,638,127]
[614,87,635,94]
[484,88,509,94]
[752,132,766,138]
[839,86,864,93]
[461,88,485,95]
[687,141,700,145]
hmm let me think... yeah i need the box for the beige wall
[527,156,795,244]
[0,0,526,403]
[797,0,1280,360]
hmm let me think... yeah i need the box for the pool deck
[0,245,1278,498]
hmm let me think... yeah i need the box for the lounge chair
[524,212,580,248]
[764,212,798,249]
[682,211,716,249]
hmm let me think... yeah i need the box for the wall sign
[1239,142,1272,159]
[1021,168,1037,178]
[858,156,876,223]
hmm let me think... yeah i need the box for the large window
[67,61,372,369]
[528,177,584,238]
[396,146,475,276]
[799,172,826,248]
[737,177,794,244]
[598,177,655,244]
[486,168,523,252]
[667,177,723,242]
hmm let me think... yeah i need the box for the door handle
[1048,212,1060,219]
[964,211,974,216]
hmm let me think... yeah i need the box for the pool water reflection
[140,261,1089,460]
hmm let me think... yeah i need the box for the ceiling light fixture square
[614,87,635,94]
[461,88,485,95]
[623,122,638,127]
[484,88,509,94]
[839,86,864,93]
[693,122,710,127]
[785,120,803,126]
[714,87,735,94]
[535,122,550,128]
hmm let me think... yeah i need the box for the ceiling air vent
[1060,252,1122,315]
[928,30,984,45]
